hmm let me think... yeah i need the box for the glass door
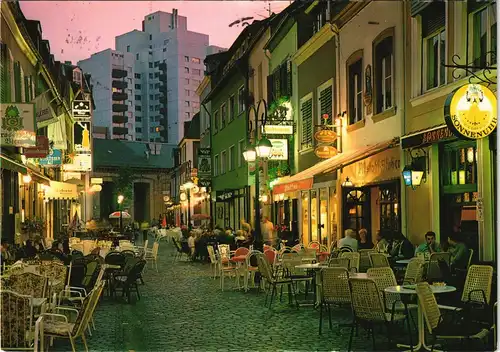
[343,187,371,235]
[319,188,329,246]
[310,190,318,243]
[301,191,309,244]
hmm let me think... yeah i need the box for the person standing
[261,216,275,247]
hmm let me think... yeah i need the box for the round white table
[384,284,456,351]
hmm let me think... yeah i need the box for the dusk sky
[20,1,290,64]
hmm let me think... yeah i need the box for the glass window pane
[301,191,309,244]
[311,190,318,242]
[439,30,446,85]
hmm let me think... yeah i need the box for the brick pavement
[52,240,415,352]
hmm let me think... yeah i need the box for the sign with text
[73,121,92,153]
[0,103,36,147]
[72,100,91,120]
[39,149,62,167]
[44,181,78,200]
[63,153,92,172]
[273,178,313,195]
[444,84,497,140]
[401,125,454,149]
[342,147,401,186]
[262,124,293,135]
[33,91,58,128]
[197,148,211,178]
[216,190,235,201]
[269,139,288,160]
[24,136,49,158]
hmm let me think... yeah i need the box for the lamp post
[183,180,195,229]
[117,194,124,232]
[243,99,271,248]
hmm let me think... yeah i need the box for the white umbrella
[109,211,131,219]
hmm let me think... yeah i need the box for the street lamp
[183,180,195,229]
[243,98,269,249]
[117,194,124,232]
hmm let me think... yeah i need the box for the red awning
[272,138,399,195]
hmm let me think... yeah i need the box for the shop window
[319,188,329,246]
[373,29,394,114]
[310,190,318,243]
[421,3,446,90]
[329,187,338,244]
[318,80,333,125]
[379,184,400,233]
[300,94,313,150]
[344,189,370,234]
[347,52,363,125]
[470,2,497,71]
[441,141,478,190]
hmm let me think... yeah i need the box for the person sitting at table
[447,233,468,270]
[358,228,373,250]
[1,239,14,265]
[339,229,358,251]
[187,231,196,259]
[390,232,414,260]
[23,240,38,258]
[49,241,70,264]
[415,231,441,257]
[234,230,247,246]
[375,230,390,253]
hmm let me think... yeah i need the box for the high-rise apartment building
[115,10,215,144]
[78,49,136,140]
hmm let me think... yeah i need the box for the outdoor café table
[384,284,456,351]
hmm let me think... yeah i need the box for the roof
[93,138,177,170]
[183,113,200,140]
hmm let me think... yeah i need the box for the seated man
[447,233,468,270]
[338,229,358,252]
[390,232,414,260]
[415,231,441,258]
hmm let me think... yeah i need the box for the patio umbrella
[109,211,131,219]
[191,213,210,221]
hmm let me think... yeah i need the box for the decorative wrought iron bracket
[442,52,497,88]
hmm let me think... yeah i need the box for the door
[343,187,371,236]
[318,188,329,246]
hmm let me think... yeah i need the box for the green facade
[210,73,248,192]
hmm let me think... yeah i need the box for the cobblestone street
[51,240,416,352]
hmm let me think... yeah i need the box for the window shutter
[421,3,446,37]
[319,85,333,124]
[267,74,274,103]
[14,62,21,102]
[274,69,280,101]
[0,44,7,103]
[20,66,25,102]
[24,75,31,102]
[286,60,293,97]
[300,97,313,149]
[280,63,287,98]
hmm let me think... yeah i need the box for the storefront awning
[272,138,399,195]
[400,124,454,149]
[0,154,28,174]
[44,180,78,200]
[27,165,51,186]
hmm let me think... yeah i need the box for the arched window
[372,28,395,114]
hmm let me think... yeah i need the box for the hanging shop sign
[269,139,288,161]
[72,100,91,120]
[44,181,78,200]
[63,153,92,172]
[33,91,59,128]
[91,177,103,184]
[0,103,36,147]
[262,124,293,135]
[314,145,338,159]
[314,129,337,143]
[216,190,235,201]
[24,136,49,159]
[73,121,92,153]
[38,149,62,167]
[444,84,497,140]
[197,148,211,178]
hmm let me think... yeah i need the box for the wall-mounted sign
[401,125,454,149]
[314,129,337,143]
[262,125,293,135]
[216,190,235,201]
[199,179,212,187]
[72,100,91,120]
[24,136,49,158]
[269,139,288,160]
[39,149,62,167]
[63,172,81,181]
[0,104,36,147]
[444,84,497,140]
[74,121,91,152]
[342,147,401,186]
[273,178,313,195]
[44,181,78,200]
[63,153,92,172]
[314,145,338,159]
[91,177,103,184]
[33,91,58,128]
[197,148,211,178]
[364,65,373,106]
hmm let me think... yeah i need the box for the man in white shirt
[338,229,358,251]
[261,216,275,246]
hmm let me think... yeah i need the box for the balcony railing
[112,126,128,135]
[112,80,128,89]
[112,92,128,101]
[111,68,127,79]
[112,115,127,124]
[112,104,128,113]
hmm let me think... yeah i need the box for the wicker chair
[359,249,376,272]
[39,261,68,296]
[415,282,490,350]
[369,253,390,268]
[427,252,451,282]
[318,267,350,335]
[256,254,297,310]
[341,252,360,272]
[348,278,407,351]
[327,257,350,269]
[403,258,425,285]
[7,272,48,298]
[0,290,44,351]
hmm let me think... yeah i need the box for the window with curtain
[373,29,394,114]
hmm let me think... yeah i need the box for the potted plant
[22,217,46,240]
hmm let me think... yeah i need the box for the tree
[112,168,135,209]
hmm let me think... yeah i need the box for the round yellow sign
[444,84,497,140]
